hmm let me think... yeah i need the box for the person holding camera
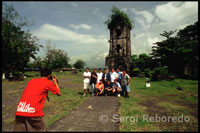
[13,69,61,132]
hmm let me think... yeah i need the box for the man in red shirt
[13,69,61,131]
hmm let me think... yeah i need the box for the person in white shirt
[97,68,103,83]
[116,68,122,85]
[110,68,118,86]
[83,68,91,96]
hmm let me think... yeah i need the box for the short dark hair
[123,70,126,72]
[40,68,52,77]
[99,68,102,70]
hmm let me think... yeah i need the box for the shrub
[104,6,134,30]
[143,68,152,78]
[151,67,169,81]
[138,72,145,78]
[132,68,142,77]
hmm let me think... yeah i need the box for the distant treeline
[131,21,198,80]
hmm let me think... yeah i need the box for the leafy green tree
[27,57,43,68]
[131,53,157,71]
[132,67,142,77]
[73,59,86,70]
[105,6,134,30]
[143,68,152,78]
[150,21,198,79]
[151,67,169,81]
[160,30,177,39]
[176,21,198,79]
[2,3,41,73]
[41,41,71,70]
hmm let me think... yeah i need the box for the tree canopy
[2,3,41,73]
[40,40,71,70]
[105,6,134,30]
[150,21,198,79]
[73,59,86,70]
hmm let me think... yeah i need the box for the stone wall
[106,25,133,74]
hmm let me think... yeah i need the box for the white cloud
[178,23,190,29]
[33,24,106,45]
[31,2,197,68]
[135,33,145,38]
[70,2,78,8]
[70,51,108,68]
[33,23,109,67]
[122,8,128,12]
[155,2,198,22]
[129,1,198,57]
[93,8,106,19]
[69,24,92,30]
[93,8,100,15]
[130,8,154,29]
[147,37,161,46]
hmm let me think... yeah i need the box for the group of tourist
[83,68,131,98]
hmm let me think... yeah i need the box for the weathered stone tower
[105,25,133,74]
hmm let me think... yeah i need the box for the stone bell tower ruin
[105,25,133,74]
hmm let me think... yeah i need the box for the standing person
[96,79,105,96]
[121,70,131,98]
[97,68,103,83]
[116,68,122,85]
[102,68,111,86]
[110,68,118,86]
[83,68,91,96]
[112,79,122,97]
[90,68,98,96]
[13,69,61,132]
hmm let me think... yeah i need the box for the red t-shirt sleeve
[46,80,59,95]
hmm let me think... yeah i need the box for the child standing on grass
[13,69,61,132]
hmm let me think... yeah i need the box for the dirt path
[49,96,120,132]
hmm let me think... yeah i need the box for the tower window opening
[117,44,121,53]
[116,29,121,39]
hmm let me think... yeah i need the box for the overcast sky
[4,1,198,68]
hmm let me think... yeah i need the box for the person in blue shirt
[116,68,122,85]
[112,79,122,97]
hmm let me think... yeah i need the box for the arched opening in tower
[116,29,121,39]
[117,44,121,53]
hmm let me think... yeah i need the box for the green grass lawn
[119,77,198,132]
[2,72,198,132]
[2,71,89,131]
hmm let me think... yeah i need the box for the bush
[138,72,145,78]
[104,6,134,30]
[167,74,176,81]
[143,68,152,78]
[151,67,169,81]
[132,68,142,77]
